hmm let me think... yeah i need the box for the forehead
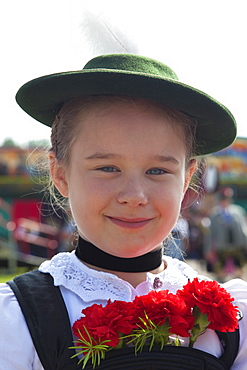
[72,100,187,158]
[77,98,184,136]
[74,97,186,132]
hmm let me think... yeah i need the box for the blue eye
[146,168,166,175]
[98,166,119,172]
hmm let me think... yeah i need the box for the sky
[2,0,246,146]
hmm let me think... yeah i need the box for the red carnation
[133,290,194,337]
[178,278,239,332]
[72,300,135,348]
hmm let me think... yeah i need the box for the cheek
[161,190,183,213]
[68,179,111,218]
[161,175,187,202]
[156,179,186,219]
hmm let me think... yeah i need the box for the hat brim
[16,68,236,156]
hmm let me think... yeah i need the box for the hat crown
[83,54,178,80]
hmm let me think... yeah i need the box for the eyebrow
[85,152,179,164]
[85,152,122,160]
[152,155,180,164]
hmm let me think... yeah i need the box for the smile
[106,216,153,229]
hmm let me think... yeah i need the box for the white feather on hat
[79,4,140,56]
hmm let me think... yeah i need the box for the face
[51,101,195,258]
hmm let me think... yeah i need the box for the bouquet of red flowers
[71,278,239,369]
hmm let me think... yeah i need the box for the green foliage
[125,315,171,353]
[69,328,111,369]
[1,138,19,147]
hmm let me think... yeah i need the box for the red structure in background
[0,146,61,270]
[12,199,40,224]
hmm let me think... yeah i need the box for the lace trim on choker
[39,252,198,302]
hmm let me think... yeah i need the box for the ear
[183,159,197,194]
[49,151,69,198]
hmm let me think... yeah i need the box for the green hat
[16,53,236,156]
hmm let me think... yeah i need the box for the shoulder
[229,204,246,216]
[219,279,247,328]
[221,279,247,368]
[0,283,42,369]
[0,282,20,310]
[0,281,15,300]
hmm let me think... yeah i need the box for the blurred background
[1,0,247,282]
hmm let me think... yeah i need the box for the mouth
[106,216,154,229]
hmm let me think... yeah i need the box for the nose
[117,177,148,207]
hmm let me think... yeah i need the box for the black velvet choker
[75,237,163,273]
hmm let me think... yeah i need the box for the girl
[0,54,247,369]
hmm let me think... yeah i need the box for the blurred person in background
[204,187,247,282]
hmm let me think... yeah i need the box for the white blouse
[0,251,247,369]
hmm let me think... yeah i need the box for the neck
[75,236,165,286]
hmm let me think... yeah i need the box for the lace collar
[39,251,198,302]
